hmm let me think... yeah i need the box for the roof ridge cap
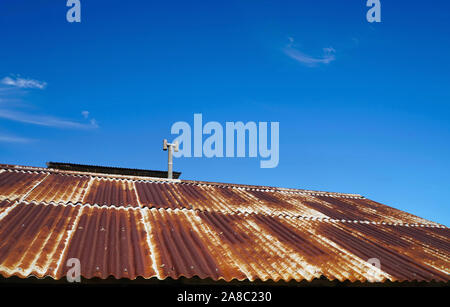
[0,164,361,197]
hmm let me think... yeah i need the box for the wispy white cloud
[1,76,47,89]
[89,118,98,128]
[0,109,98,129]
[81,110,98,128]
[0,76,99,131]
[284,37,336,67]
[0,134,34,143]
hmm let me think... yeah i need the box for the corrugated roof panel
[200,185,319,216]
[0,170,48,202]
[137,181,329,217]
[249,214,390,282]
[0,165,448,283]
[0,200,15,216]
[340,197,441,225]
[0,167,443,226]
[25,173,90,204]
[194,210,311,282]
[0,202,447,282]
[144,208,229,280]
[276,193,443,225]
[339,222,450,279]
[136,182,442,225]
[136,181,188,209]
[143,209,393,282]
[315,221,449,282]
[58,206,155,279]
[83,178,139,208]
[282,194,378,221]
[0,202,80,278]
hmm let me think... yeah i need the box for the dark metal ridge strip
[46,161,181,179]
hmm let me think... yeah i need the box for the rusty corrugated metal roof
[0,164,448,282]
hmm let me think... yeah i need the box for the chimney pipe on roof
[163,139,179,179]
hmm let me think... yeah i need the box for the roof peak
[0,163,362,198]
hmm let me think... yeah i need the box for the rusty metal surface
[316,221,449,281]
[0,202,155,280]
[83,178,139,208]
[0,202,80,278]
[0,165,443,226]
[0,164,448,283]
[133,180,443,225]
[0,168,440,225]
[0,202,448,282]
[0,170,48,202]
[25,173,90,204]
[0,200,14,216]
[58,205,155,279]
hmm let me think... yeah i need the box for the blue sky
[0,1,449,225]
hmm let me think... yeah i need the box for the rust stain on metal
[26,173,90,204]
[0,164,448,283]
[0,200,15,215]
[83,178,139,208]
[344,197,439,225]
[59,206,154,279]
[0,170,47,202]
[0,202,81,278]
[144,208,224,280]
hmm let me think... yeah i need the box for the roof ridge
[0,164,362,198]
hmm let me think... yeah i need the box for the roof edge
[0,163,362,198]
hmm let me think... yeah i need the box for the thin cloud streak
[284,47,336,66]
[0,109,98,129]
[0,77,99,130]
[1,76,47,89]
[0,134,34,143]
[284,37,336,67]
